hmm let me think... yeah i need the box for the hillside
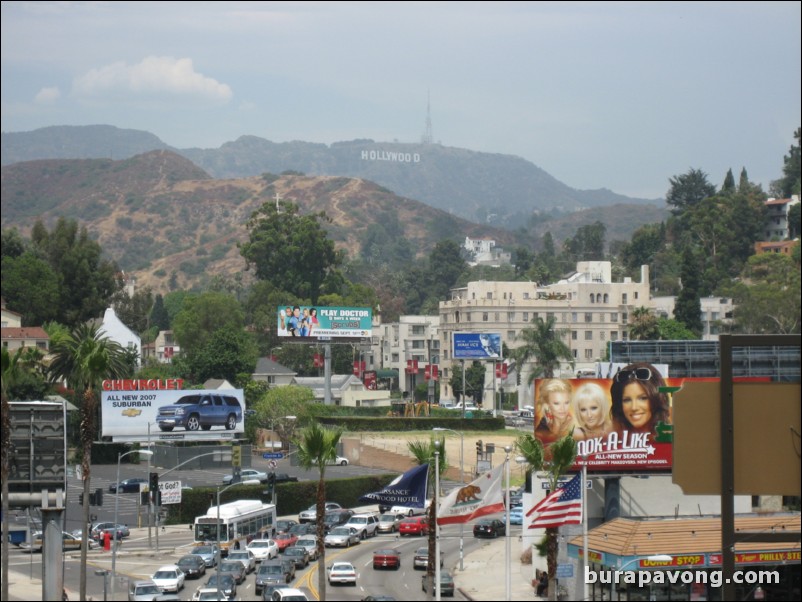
[1,125,663,227]
[1,151,525,293]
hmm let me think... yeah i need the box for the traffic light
[268,472,276,490]
[89,491,96,505]
[232,445,242,467]
[95,488,103,507]
[149,472,159,500]
[79,493,84,505]
[476,440,483,455]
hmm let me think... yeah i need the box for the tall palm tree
[629,306,659,340]
[408,437,448,584]
[295,422,342,602]
[511,315,574,384]
[516,433,577,601]
[49,323,128,601]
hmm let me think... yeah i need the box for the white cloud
[34,86,61,104]
[71,56,233,105]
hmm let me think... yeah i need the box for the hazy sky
[2,1,800,199]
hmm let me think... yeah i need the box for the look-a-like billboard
[101,382,244,443]
[277,305,372,340]
[533,364,675,473]
[453,332,502,359]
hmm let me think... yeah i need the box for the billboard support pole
[324,343,332,405]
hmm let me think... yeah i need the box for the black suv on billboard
[156,393,242,432]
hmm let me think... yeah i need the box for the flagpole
[582,457,588,601]
[504,446,512,601]
[435,444,441,602]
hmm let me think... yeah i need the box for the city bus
[194,499,277,555]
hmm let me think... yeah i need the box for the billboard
[277,305,372,340]
[533,365,676,473]
[102,386,245,443]
[7,401,67,494]
[452,332,502,359]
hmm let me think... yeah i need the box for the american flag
[527,472,583,529]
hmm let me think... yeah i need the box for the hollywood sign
[361,150,421,163]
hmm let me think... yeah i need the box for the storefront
[568,514,800,601]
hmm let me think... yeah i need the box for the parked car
[372,548,401,570]
[156,393,242,432]
[261,584,288,601]
[377,513,403,533]
[287,523,316,537]
[273,532,298,552]
[151,565,185,593]
[422,571,455,597]
[270,588,309,601]
[227,549,256,574]
[473,517,506,538]
[31,530,98,551]
[218,560,247,585]
[222,469,268,485]
[128,579,162,602]
[327,561,357,586]
[190,544,219,567]
[191,588,232,602]
[109,478,148,493]
[389,499,430,517]
[294,535,319,561]
[203,573,236,599]
[254,561,292,595]
[283,546,310,569]
[311,456,349,466]
[176,555,207,578]
[298,502,342,523]
[509,506,524,526]
[399,516,429,537]
[324,526,360,548]
[413,546,443,570]
[273,473,299,483]
[247,538,279,562]
[344,513,379,539]
[280,557,297,582]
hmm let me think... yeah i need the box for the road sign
[268,460,278,470]
[262,452,283,459]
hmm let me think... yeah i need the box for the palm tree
[511,315,574,384]
[629,306,659,340]
[516,433,577,601]
[408,437,448,584]
[49,323,128,601]
[295,422,342,602]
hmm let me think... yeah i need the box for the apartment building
[437,262,650,400]
[370,315,440,396]
[763,195,800,240]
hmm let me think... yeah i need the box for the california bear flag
[437,464,505,525]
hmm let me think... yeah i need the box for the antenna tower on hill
[421,90,433,144]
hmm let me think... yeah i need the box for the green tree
[727,254,801,334]
[721,168,736,193]
[178,326,258,384]
[629,306,660,340]
[516,433,577,600]
[511,316,574,383]
[253,386,314,445]
[0,252,61,325]
[110,286,154,334]
[172,291,245,356]
[295,422,343,601]
[408,437,448,583]
[448,361,486,404]
[149,294,170,331]
[48,323,128,601]
[666,168,716,214]
[770,127,801,198]
[788,203,801,240]
[240,201,340,304]
[621,223,665,276]
[657,318,698,340]
[674,248,703,336]
[563,221,606,261]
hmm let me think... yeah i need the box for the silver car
[227,549,256,574]
[189,544,219,567]
[324,526,359,548]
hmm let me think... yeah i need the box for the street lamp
[111,449,153,601]
[215,482,240,600]
[432,427,466,571]
[434,440,441,602]
[504,446,512,602]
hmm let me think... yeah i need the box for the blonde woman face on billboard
[547,391,571,423]
[577,396,605,430]
[622,381,652,430]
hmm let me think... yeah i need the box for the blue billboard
[452,332,502,359]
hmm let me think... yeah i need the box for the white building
[437,262,650,400]
[370,315,440,396]
[99,307,141,366]
[763,195,799,240]
[463,236,512,266]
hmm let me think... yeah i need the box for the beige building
[370,315,440,396]
[437,262,650,400]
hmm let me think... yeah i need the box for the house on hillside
[1,298,49,354]
[252,357,297,386]
[291,374,391,406]
[763,195,800,240]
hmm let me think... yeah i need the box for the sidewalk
[452,535,544,601]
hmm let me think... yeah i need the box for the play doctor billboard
[277,305,372,340]
[101,380,244,442]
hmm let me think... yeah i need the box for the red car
[273,532,298,551]
[399,516,429,537]
[373,548,401,570]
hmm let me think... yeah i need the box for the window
[495,312,500,321]
[508,312,515,321]
[585,349,593,359]
[572,331,578,340]
[585,331,593,341]
[547,312,555,322]
[590,294,595,304]
[467,312,471,322]
[486,292,493,300]
[603,293,609,303]
[600,331,606,341]
[634,292,639,300]
[572,349,578,358]
[610,332,618,341]
[585,313,593,323]
[392,353,399,363]
[622,312,628,325]
[411,325,425,335]
[611,313,618,322]
[483,313,489,322]
[523,292,530,300]
[507,331,516,339]
[622,293,628,304]
[572,312,578,323]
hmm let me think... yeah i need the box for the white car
[327,561,357,585]
[222,469,268,484]
[312,456,349,466]
[151,565,185,592]
[298,502,342,523]
[391,499,431,517]
[344,513,379,539]
[246,538,279,561]
[295,535,319,560]
[226,549,256,573]
[192,587,231,601]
